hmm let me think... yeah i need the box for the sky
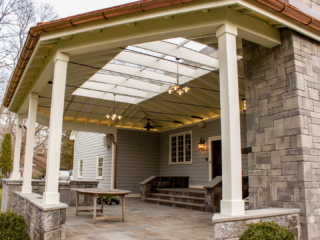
[39,0,139,18]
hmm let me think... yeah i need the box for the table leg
[101,196,104,214]
[76,193,79,216]
[93,194,97,224]
[122,195,125,222]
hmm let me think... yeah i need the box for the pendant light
[166,56,190,95]
[106,94,122,120]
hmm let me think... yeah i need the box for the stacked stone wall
[243,28,320,240]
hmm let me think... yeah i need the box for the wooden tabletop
[70,188,131,195]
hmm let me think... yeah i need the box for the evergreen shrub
[240,221,295,240]
[0,211,30,240]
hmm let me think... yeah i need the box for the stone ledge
[212,208,300,223]
[14,191,68,211]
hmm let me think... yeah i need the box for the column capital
[29,93,39,100]
[54,52,69,63]
[216,23,237,38]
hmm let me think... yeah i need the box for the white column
[22,93,38,193]
[43,52,69,205]
[11,114,24,180]
[216,24,244,216]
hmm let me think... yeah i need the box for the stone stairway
[144,188,206,211]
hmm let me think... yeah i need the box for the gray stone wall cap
[1,179,23,184]
[14,191,68,211]
[70,180,100,183]
[204,176,222,188]
[212,208,300,223]
[139,176,189,185]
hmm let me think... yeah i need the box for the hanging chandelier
[166,57,190,95]
[106,94,122,120]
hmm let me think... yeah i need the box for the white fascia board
[89,74,162,92]
[238,0,320,42]
[134,41,219,69]
[63,121,117,134]
[114,51,196,77]
[39,0,237,43]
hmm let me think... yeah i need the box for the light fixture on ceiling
[166,57,190,95]
[106,94,122,120]
[144,119,155,131]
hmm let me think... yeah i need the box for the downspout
[107,134,117,189]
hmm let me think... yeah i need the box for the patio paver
[66,198,214,240]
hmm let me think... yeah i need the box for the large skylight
[72,38,218,104]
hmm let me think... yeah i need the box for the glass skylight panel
[183,41,207,52]
[126,46,163,57]
[163,38,186,45]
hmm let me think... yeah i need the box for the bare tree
[0,0,58,163]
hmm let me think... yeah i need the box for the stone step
[155,188,205,198]
[145,198,206,211]
[150,193,205,202]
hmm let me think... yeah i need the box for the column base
[43,192,60,205]
[21,185,32,193]
[10,172,21,180]
[221,199,245,216]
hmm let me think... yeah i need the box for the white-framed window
[96,156,104,179]
[169,131,192,164]
[78,159,83,178]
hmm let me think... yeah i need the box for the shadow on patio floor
[66,198,214,240]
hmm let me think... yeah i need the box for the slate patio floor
[66,198,215,240]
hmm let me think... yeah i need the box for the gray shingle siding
[73,114,247,192]
[73,132,112,188]
[116,130,160,194]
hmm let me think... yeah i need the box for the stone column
[22,93,38,193]
[43,52,69,205]
[216,24,244,216]
[11,114,24,180]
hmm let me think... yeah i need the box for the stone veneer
[212,208,300,240]
[1,179,99,212]
[12,192,67,240]
[243,28,320,239]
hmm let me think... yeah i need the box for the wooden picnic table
[70,188,131,224]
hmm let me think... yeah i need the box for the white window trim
[169,131,192,165]
[96,156,104,180]
[78,159,83,179]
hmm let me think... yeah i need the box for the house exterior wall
[73,132,112,189]
[116,129,160,194]
[158,114,248,187]
[244,28,320,240]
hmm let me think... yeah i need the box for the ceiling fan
[143,119,161,131]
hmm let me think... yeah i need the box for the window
[169,131,192,164]
[96,156,104,179]
[78,159,83,178]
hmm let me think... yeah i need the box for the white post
[43,52,69,205]
[216,24,244,216]
[22,93,38,193]
[11,114,24,180]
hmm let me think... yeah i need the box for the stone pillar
[11,114,24,180]
[216,24,244,216]
[43,52,69,205]
[22,93,38,193]
[243,28,320,240]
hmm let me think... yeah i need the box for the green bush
[240,221,295,240]
[0,211,30,240]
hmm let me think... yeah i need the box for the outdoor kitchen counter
[70,188,131,224]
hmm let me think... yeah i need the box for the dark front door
[211,140,222,178]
